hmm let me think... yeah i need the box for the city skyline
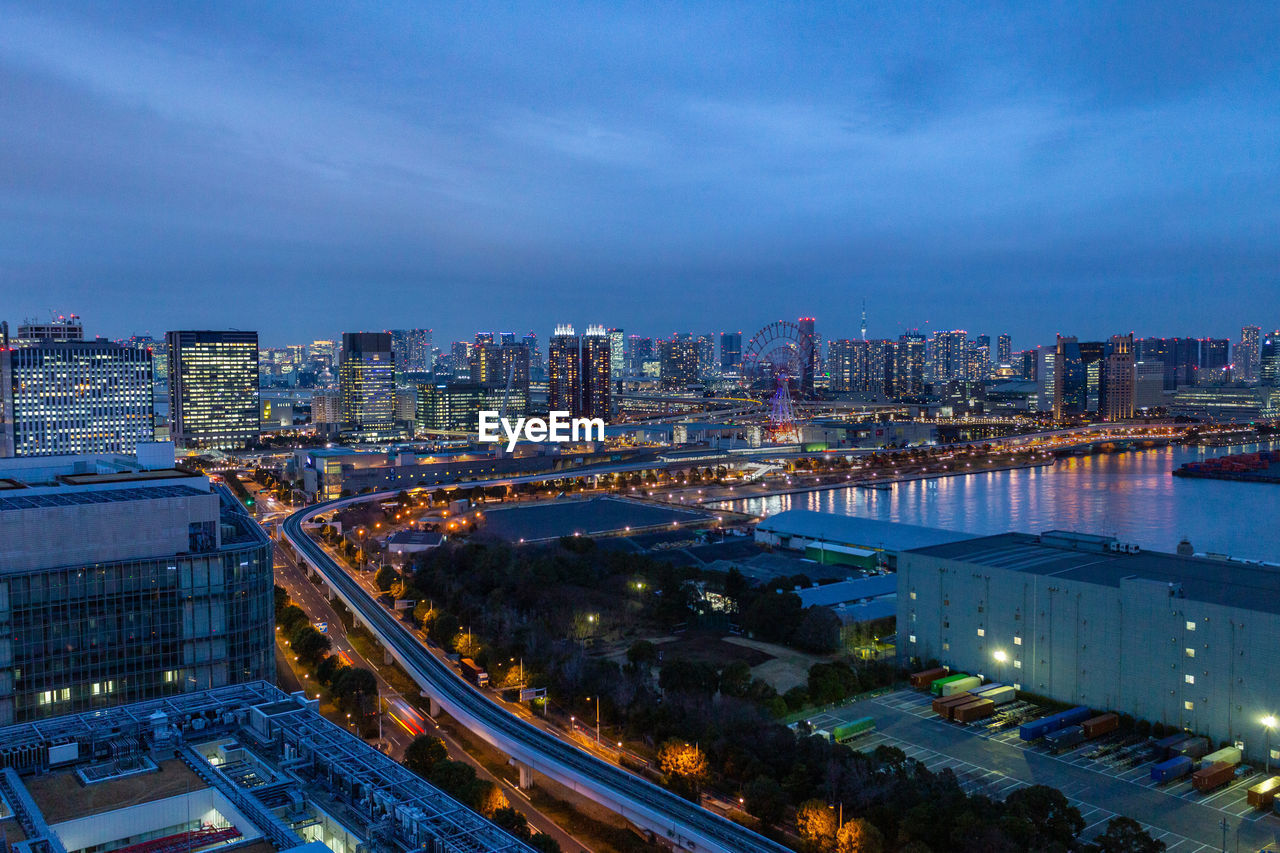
[3,3,1278,344]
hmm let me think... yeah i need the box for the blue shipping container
[1019,706,1093,742]
[1151,756,1193,783]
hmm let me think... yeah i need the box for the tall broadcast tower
[860,300,868,341]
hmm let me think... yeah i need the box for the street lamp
[1264,715,1277,773]
[993,650,1008,663]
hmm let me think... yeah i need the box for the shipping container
[1192,761,1235,792]
[976,685,1016,706]
[910,667,949,689]
[930,673,971,695]
[1019,706,1092,742]
[832,717,876,742]
[1202,747,1242,767]
[1173,736,1210,760]
[953,699,996,723]
[940,676,983,697]
[1081,713,1119,739]
[459,657,489,687]
[1151,734,1189,760]
[1044,726,1085,752]
[1151,756,1193,784]
[1247,776,1280,809]
[931,693,976,716]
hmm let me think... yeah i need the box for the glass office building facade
[167,330,260,450]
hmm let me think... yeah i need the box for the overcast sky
[2,1,1278,349]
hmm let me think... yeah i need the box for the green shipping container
[831,717,876,742]
[803,442,829,452]
[930,673,970,696]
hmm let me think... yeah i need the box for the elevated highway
[281,495,793,853]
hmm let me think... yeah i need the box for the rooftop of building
[0,682,532,853]
[909,530,1280,614]
[794,575,897,608]
[386,529,444,546]
[482,496,714,542]
[756,509,970,552]
[0,483,209,513]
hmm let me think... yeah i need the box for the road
[282,493,793,853]
[274,544,592,853]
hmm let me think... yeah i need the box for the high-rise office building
[1019,350,1037,382]
[522,332,542,380]
[720,332,742,371]
[548,325,581,412]
[418,382,527,432]
[970,335,992,382]
[449,342,471,380]
[827,339,860,392]
[167,330,259,450]
[581,325,612,420]
[930,330,969,384]
[1240,326,1261,381]
[339,332,397,439]
[1262,332,1280,387]
[1102,333,1135,420]
[1053,336,1087,419]
[311,389,342,425]
[695,334,715,378]
[389,329,433,374]
[1201,338,1230,370]
[628,335,654,373]
[997,334,1012,366]
[608,328,625,378]
[797,317,817,396]
[0,446,273,724]
[658,336,698,389]
[893,333,926,397]
[1,327,155,458]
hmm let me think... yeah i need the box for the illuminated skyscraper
[1262,332,1280,387]
[1053,335,1086,419]
[608,328,625,378]
[548,324,581,412]
[1102,333,1135,420]
[389,328,433,374]
[893,332,926,397]
[997,334,1012,366]
[339,332,397,439]
[167,330,259,450]
[1,327,155,458]
[930,330,969,384]
[1240,326,1261,381]
[695,334,715,378]
[797,317,817,395]
[658,335,698,389]
[582,325,612,420]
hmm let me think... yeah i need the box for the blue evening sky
[1,2,1277,349]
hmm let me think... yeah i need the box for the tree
[1002,784,1085,852]
[719,660,753,697]
[404,735,448,775]
[278,604,309,633]
[475,780,510,816]
[315,654,341,685]
[741,591,803,643]
[744,775,787,828]
[428,760,479,801]
[274,585,289,618]
[796,799,838,849]
[657,740,708,780]
[626,640,658,670]
[528,835,562,853]
[659,659,719,696]
[375,565,399,592]
[289,625,331,663]
[1086,817,1165,853]
[332,666,378,710]
[489,807,532,840]
[835,818,884,853]
[792,606,841,653]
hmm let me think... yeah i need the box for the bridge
[280,496,793,853]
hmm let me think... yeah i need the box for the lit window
[1186,621,1196,631]
[1014,660,1022,669]
[1014,636,1022,646]
[909,635,917,644]
[1184,701,1194,711]
[942,642,950,651]
[1185,648,1195,658]
[977,628,985,637]
[909,591,917,600]
[1185,674,1195,684]
[1013,682,1022,691]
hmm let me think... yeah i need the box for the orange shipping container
[953,699,996,723]
[1192,762,1234,793]
[1082,713,1119,739]
[910,668,948,689]
[931,693,976,716]
[1248,776,1280,809]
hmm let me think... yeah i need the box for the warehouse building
[754,510,967,569]
[898,530,1280,760]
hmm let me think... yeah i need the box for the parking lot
[808,689,1279,852]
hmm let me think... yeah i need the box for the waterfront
[713,443,1280,563]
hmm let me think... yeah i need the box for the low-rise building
[898,530,1280,761]
[754,510,968,569]
[0,682,533,853]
